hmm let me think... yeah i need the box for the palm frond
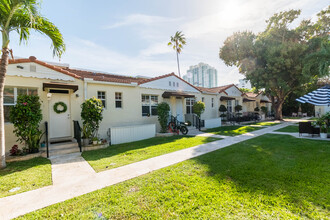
[1,0,65,57]
[33,16,65,57]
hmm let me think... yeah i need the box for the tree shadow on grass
[192,134,330,217]
[205,125,265,136]
[0,157,50,178]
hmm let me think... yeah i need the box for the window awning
[220,96,235,101]
[243,98,256,102]
[162,91,195,98]
[260,99,271,103]
[43,82,79,92]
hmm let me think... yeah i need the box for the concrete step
[50,142,78,150]
[49,142,80,157]
[50,147,80,157]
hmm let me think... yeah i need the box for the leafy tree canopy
[219,7,329,119]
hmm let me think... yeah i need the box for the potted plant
[320,124,327,138]
[92,137,98,145]
[316,115,328,138]
[82,124,92,146]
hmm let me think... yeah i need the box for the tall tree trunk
[176,51,180,77]
[274,100,284,120]
[0,48,9,168]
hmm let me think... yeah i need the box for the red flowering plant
[9,145,22,156]
[9,95,43,153]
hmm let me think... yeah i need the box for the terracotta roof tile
[9,56,81,79]
[197,84,235,94]
[244,92,262,98]
[62,67,146,84]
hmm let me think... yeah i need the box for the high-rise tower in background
[183,63,218,88]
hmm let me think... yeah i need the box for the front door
[49,93,71,139]
[176,98,183,122]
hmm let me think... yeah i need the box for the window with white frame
[202,97,205,102]
[227,100,232,112]
[235,100,239,106]
[4,87,38,122]
[211,98,214,108]
[142,95,158,116]
[115,92,122,108]
[186,98,195,114]
[97,91,106,108]
[169,81,171,86]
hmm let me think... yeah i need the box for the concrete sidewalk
[0,122,292,219]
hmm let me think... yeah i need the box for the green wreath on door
[53,102,68,114]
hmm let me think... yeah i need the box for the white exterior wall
[110,124,156,145]
[5,64,84,153]
[140,75,200,93]
[195,93,219,119]
[204,118,222,129]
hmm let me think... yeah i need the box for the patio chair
[299,122,312,136]
[302,113,307,117]
[299,122,320,137]
[292,113,297,117]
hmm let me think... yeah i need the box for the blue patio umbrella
[296,85,330,106]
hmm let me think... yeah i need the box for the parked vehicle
[168,115,189,135]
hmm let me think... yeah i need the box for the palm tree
[168,31,186,77]
[0,0,65,168]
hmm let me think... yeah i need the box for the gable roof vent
[30,64,36,72]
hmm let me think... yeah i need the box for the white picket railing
[110,124,156,145]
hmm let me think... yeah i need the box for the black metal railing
[73,120,82,152]
[45,121,49,158]
[192,114,204,131]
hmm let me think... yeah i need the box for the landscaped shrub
[10,95,43,153]
[81,97,104,138]
[261,106,268,115]
[193,101,205,118]
[219,105,227,118]
[9,145,22,156]
[157,102,170,133]
[235,105,242,113]
[254,107,260,112]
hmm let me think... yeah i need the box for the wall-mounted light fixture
[47,93,52,100]
[76,93,79,98]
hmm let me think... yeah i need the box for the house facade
[4,56,271,153]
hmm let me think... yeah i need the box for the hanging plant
[53,102,67,114]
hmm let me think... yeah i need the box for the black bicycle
[168,115,189,135]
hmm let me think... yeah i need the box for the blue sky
[10,0,329,85]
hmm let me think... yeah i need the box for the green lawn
[275,125,299,133]
[19,134,330,219]
[283,117,304,119]
[82,136,221,172]
[205,125,264,136]
[0,157,52,198]
[246,121,280,126]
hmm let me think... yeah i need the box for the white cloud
[103,14,181,29]
[139,41,173,56]
[9,0,328,86]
